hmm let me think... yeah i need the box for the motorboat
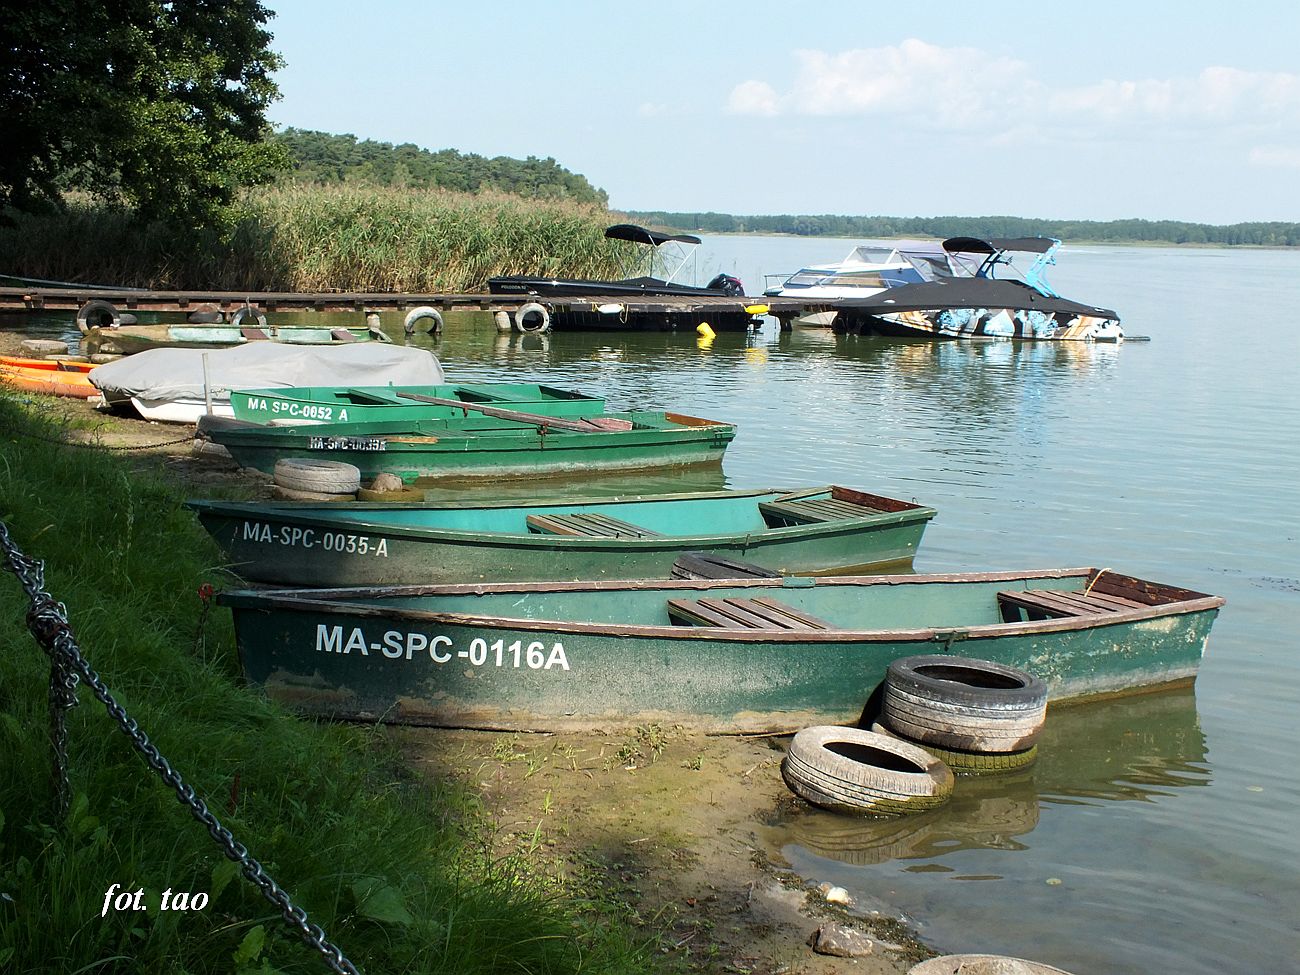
[836,237,1123,342]
[487,224,744,299]
[763,241,976,300]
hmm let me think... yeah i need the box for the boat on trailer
[488,224,743,299]
[837,237,1123,341]
[219,567,1224,733]
[188,485,937,587]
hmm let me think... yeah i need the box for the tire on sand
[273,458,361,495]
[909,954,1077,975]
[781,725,953,817]
[870,722,1038,775]
[883,655,1047,754]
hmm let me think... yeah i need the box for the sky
[262,0,1300,224]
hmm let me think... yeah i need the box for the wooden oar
[396,392,633,432]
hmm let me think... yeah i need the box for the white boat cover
[89,342,444,403]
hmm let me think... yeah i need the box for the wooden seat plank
[667,594,834,630]
[750,596,834,629]
[526,512,661,538]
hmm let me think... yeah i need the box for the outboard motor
[706,273,745,296]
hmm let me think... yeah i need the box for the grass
[0,186,643,294]
[0,396,662,974]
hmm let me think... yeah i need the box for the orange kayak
[0,356,98,398]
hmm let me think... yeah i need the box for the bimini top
[944,236,1060,255]
[605,224,702,247]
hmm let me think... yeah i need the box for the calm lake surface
[8,237,1298,972]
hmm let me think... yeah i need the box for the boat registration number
[315,625,571,671]
[308,436,386,451]
[241,521,388,557]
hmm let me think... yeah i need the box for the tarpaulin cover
[90,342,444,402]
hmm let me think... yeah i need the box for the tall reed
[0,187,643,293]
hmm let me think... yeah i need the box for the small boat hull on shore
[83,323,389,356]
[199,410,737,483]
[0,355,98,398]
[219,568,1224,733]
[188,485,937,586]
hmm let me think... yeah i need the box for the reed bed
[0,186,641,293]
[0,397,657,974]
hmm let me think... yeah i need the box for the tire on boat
[76,300,121,333]
[780,725,954,817]
[272,458,361,495]
[403,306,443,335]
[883,655,1047,754]
[230,306,269,331]
[272,484,357,502]
[513,301,550,334]
[870,721,1038,775]
[909,954,1077,975]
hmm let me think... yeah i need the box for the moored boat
[218,567,1225,732]
[188,485,936,586]
[838,237,1123,341]
[83,321,390,356]
[89,343,445,423]
[488,224,743,299]
[229,383,606,426]
[0,355,98,398]
[198,409,737,483]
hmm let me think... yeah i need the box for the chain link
[0,521,360,975]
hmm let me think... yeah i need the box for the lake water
[7,236,1298,973]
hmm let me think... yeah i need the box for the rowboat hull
[219,569,1224,733]
[228,383,607,426]
[201,411,737,483]
[83,323,387,356]
[189,486,937,586]
[0,358,98,398]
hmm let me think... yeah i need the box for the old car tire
[870,722,1038,775]
[403,306,443,335]
[883,655,1047,754]
[273,458,361,495]
[76,299,121,332]
[781,726,953,817]
[272,485,356,502]
[230,307,269,331]
[513,301,550,334]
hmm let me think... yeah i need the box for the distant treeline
[274,128,609,206]
[627,211,1300,247]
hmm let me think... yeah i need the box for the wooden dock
[0,286,831,333]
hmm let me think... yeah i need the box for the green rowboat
[218,568,1225,733]
[228,383,606,426]
[188,485,937,586]
[199,410,737,483]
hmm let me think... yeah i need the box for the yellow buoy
[744,304,770,316]
[696,322,716,338]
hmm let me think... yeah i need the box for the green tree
[0,0,288,229]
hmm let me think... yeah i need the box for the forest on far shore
[624,210,1300,247]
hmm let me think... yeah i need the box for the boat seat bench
[997,588,1146,622]
[759,497,884,525]
[525,512,662,539]
[666,595,834,630]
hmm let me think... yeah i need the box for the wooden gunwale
[189,488,937,549]
[219,567,1226,643]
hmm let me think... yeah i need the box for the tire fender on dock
[513,302,551,334]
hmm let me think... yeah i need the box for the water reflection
[771,688,1207,871]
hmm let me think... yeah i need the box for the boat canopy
[943,236,1060,255]
[605,224,702,247]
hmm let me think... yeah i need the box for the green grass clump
[0,186,642,294]
[0,397,657,974]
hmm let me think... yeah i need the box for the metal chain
[3,425,196,451]
[0,521,360,975]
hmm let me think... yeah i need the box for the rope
[1083,568,1111,595]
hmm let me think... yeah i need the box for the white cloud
[726,80,780,116]
[726,40,1300,139]
[1249,146,1300,168]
